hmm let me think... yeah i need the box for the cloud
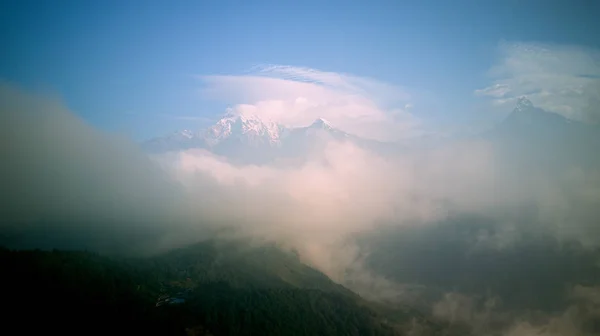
[474,83,511,98]
[2,64,600,336]
[3,80,599,250]
[0,83,422,263]
[251,64,411,105]
[501,285,600,336]
[197,65,419,141]
[0,82,514,272]
[425,286,600,336]
[476,41,600,122]
[0,84,190,253]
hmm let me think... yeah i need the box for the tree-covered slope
[1,240,405,336]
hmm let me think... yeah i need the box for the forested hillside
[1,241,423,336]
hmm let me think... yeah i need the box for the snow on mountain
[309,118,334,130]
[143,98,600,165]
[204,112,283,146]
[486,95,600,171]
[166,129,196,140]
[142,129,204,153]
[142,111,402,164]
[502,96,572,128]
[142,113,353,161]
[514,96,534,113]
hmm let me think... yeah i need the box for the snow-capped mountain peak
[309,117,334,130]
[205,112,282,145]
[180,129,194,139]
[142,113,359,161]
[164,129,196,140]
[515,96,534,112]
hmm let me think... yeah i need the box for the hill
[1,240,428,336]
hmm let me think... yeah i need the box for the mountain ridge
[143,114,348,152]
[142,114,363,164]
[143,98,600,165]
[2,241,438,335]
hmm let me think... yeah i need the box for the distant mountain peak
[142,113,370,161]
[202,112,283,147]
[309,118,333,130]
[493,94,585,137]
[515,96,534,112]
[180,130,194,139]
[164,129,196,140]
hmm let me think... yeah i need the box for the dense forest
[1,241,434,336]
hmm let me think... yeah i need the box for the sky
[1,0,599,140]
[2,2,600,334]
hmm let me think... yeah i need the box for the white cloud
[476,42,600,122]
[3,83,600,306]
[252,64,411,105]
[474,83,511,98]
[198,65,418,141]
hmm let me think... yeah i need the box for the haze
[1,1,599,335]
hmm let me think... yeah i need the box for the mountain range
[142,97,600,165]
[142,113,388,163]
[6,98,599,336]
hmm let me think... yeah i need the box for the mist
[1,69,599,335]
[0,84,187,252]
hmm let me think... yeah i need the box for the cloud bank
[199,65,419,141]
[3,58,600,251]
[476,42,600,123]
[2,46,600,334]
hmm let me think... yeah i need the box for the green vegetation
[1,241,402,336]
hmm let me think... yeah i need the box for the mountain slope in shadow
[1,240,441,336]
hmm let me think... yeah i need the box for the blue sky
[1,0,599,140]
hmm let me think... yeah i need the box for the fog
[1,73,599,334]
